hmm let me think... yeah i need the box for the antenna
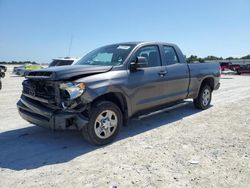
[68,35,73,57]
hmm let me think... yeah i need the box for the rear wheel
[82,101,122,145]
[193,85,212,110]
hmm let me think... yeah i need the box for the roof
[108,41,177,47]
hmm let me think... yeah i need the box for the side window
[163,46,179,65]
[135,46,161,67]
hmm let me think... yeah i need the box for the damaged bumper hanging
[17,96,89,130]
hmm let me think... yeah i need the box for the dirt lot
[0,65,250,188]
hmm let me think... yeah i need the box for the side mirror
[130,56,148,71]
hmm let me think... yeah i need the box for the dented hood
[26,65,113,81]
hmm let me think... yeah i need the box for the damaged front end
[17,78,89,130]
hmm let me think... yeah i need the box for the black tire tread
[193,85,212,110]
[82,101,122,145]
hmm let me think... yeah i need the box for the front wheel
[193,85,212,110]
[82,101,122,145]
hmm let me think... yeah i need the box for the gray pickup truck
[17,42,220,145]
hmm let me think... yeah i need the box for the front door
[128,45,168,114]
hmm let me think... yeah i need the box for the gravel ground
[0,65,250,188]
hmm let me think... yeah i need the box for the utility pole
[68,35,73,57]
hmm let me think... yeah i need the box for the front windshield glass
[75,44,135,66]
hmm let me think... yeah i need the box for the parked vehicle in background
[13,64,43,76]
[0,65,7,72]
[220,62,229,71]
[13,65,25,75]
[236,64,250,74]
[221,68,236,75]
[17,42,220,145]
[48,57,79,67]
[231,64,240,71]
[0,65,7,90]
[220,62,240,71]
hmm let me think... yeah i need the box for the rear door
[160,45,190,102]
[128,45,168,113]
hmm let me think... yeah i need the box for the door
[128,45,168,114]
[161,45,190,102]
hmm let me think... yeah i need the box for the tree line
[186,54,250,63]
[0,61,37,65]
[1,54,250,64]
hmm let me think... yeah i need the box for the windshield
[75,44,135,66]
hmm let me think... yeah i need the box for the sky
[0,0,250,63]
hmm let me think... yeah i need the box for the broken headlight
[60,82,86,100]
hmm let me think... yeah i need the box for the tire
[82,101,123,145]
[193,85,212,110]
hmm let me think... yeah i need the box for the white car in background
[48,57,80,67]
[221,68,236,75]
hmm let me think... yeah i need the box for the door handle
[158,70,167,77]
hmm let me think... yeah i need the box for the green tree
[241,55,250,59]
[186,55,199,63]
[225,57,234,60]
[203,56,223,61]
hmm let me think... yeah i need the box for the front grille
[22,80,56,102]
[27,71,53,77]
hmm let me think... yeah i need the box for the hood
[26,65,113,81]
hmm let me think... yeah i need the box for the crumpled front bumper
[17,96,88,130]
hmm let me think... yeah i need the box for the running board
[133,101,190,120]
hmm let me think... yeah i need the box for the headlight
[60,82,86,100]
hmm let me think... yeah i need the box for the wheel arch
[90,92,129,124]
[200,77,215,91]
[194,77,215,99]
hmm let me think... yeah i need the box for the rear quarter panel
[188,62,220,98]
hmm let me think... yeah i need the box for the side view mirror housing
[130,56,148,71]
